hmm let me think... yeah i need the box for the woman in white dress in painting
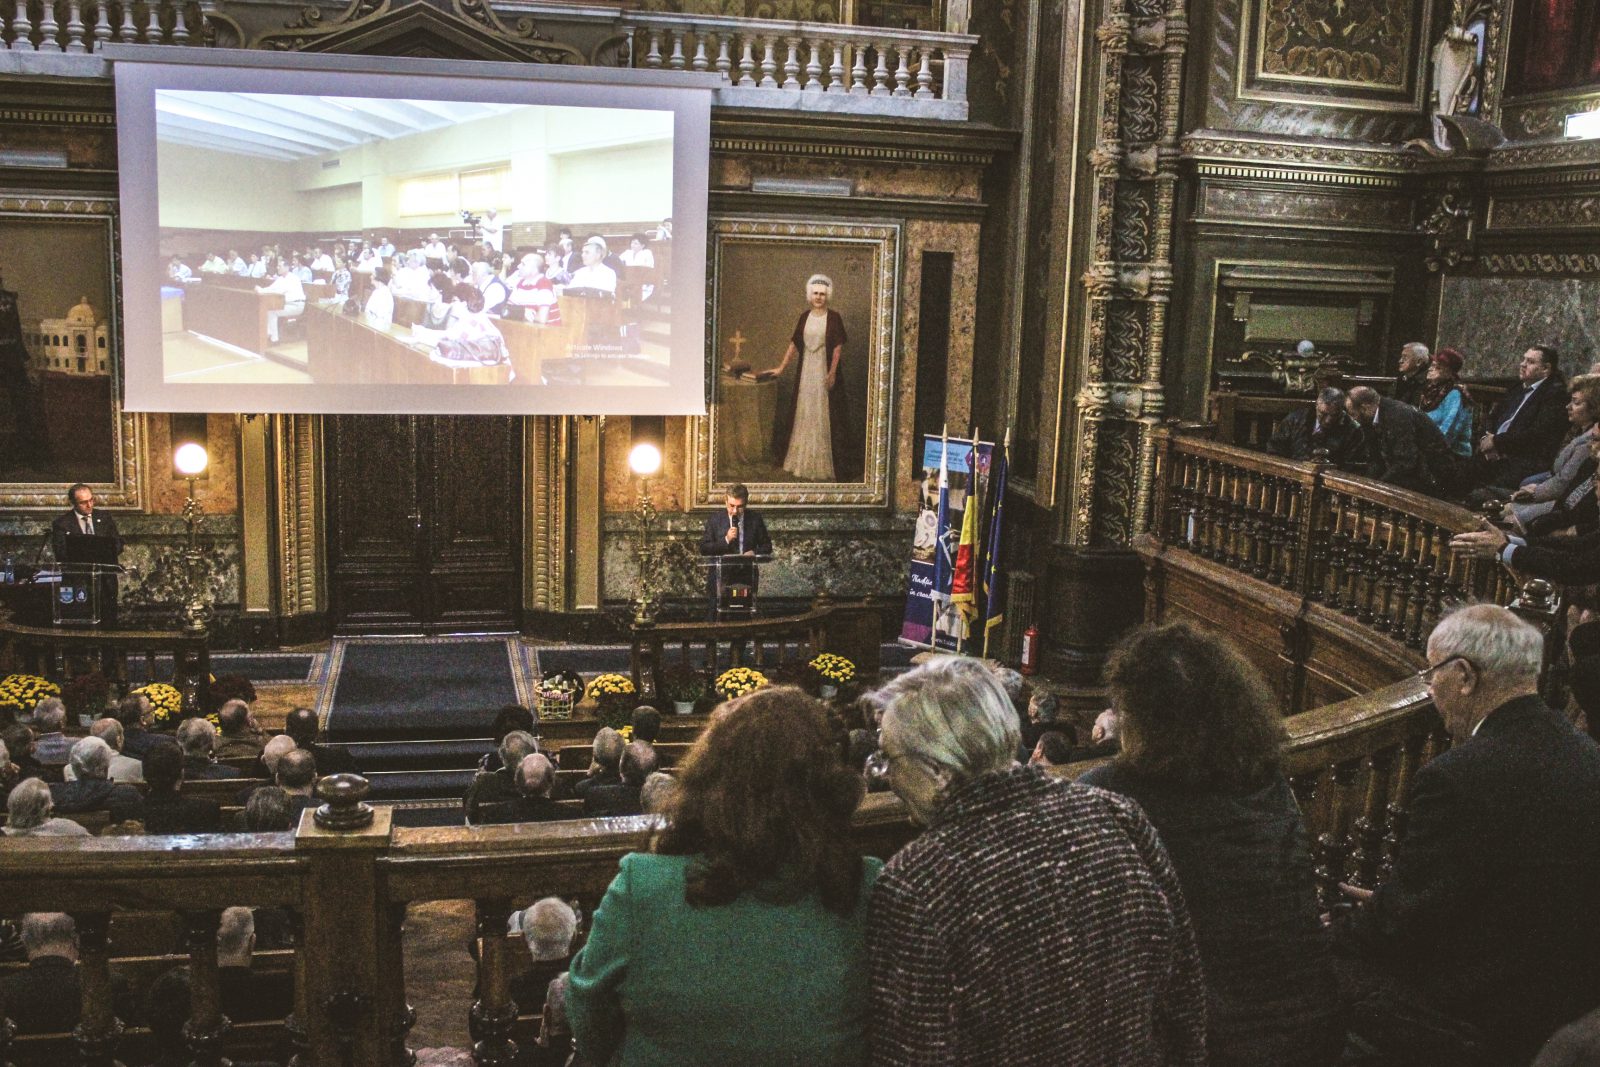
[760,274,848,481]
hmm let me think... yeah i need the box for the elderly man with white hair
[866,656,1206,1066]
[30,697,71,768]
[3,778,89,837]
[65,718,143,784]
[0,913,82,1034]
[215,699,266,761]
[1332,604,1600,1065]
[177,717,234,780]
[50,736,143,822]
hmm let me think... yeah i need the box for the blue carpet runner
[323,638,522,743]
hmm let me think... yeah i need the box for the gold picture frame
[1237,0,1433,113]
[0,196,142,510]
[688,218,899,508]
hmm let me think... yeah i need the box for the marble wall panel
[1438,276,1600,374]
[143,413,241,515]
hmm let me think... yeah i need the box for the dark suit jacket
[183,756,236,781]
[581,782,643,818]
[49,509,123,562]
[1333,696,1600,1062]
[1365,397,1458,496]
[120,726,160,760]
[141,792,222,834]
[1265,408,1367,469]
[699,510,773,558]
[1507,525,1600,586]
[50,778,142,822]
[1485,375,1568,480]
[475,795,569,825]
[0,955,80,1034]
[570,768,620,801]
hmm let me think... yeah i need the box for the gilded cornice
[1182,131,1417,175]
[709,137,994,166]
[0,108,114,125]
[1487,138,1600,173]
[1477,252,1600,274]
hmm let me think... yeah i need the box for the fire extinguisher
[1020,625,1040,676]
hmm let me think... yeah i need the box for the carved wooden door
[326,415,522,632]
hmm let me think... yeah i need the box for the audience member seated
[1507,373,1600,532]
[568,686,879,1066]
[275,748,318,823]
[567,237,618,295]
[1027,729,1075,768]
[2,722,41,782]
[177,718,235,781]
[30,697,71,770]
[1329,605,1600,1066]
[51,737,143,823]
[140,968,276,1067]
[465,730,540,823]
[533,972,577,1067]
[477,704,537,773]
[630,706,661,747]
[475,753,564,826]
[117,692,160,760]
[0,913,81,1035]
[232,784,294,832]
[255,260,307,346]
[214,699,266,761]
[510,896,579,968]
[1451,438,1600,582]
[0,737,19,798]
[1394,342,1431,407]
[64,717,143,784]
[4,778,90,837]
[1266,387,1367,468]
[216,906,295,1024]
[140,738,222,835]
[365,267,395,327]
[639,770,676,814]
[1017,687,1061,759]
[1419,348,1473,458]
[1344,386,1459,497]
[571,727,624,801]
[1081,622,1342,1067]
[1568,616,1600,744]
[582,741,655,817]
[284,707,358,775]
[1473,344,1568,490]
[1534,1006,1600,1067]
[868,656,1206,1065]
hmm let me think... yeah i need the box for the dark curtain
[1511,0,1600,93]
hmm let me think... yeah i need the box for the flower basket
[714,667,769,701]
[535,689,575,722]
[0,674,60,715]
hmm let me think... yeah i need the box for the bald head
[276,748,317,793]
[261,734,298,776]
[516,753,555,798]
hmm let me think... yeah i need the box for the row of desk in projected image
[176,275,662,387]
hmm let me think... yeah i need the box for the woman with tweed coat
[866,657,1208,1067]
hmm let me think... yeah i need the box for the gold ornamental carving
[1478,253,1600,274]
[1199,185,1413,229]
[1259,0,1411,87]
[1183,132,1417,175]
[1488,195,1600,231]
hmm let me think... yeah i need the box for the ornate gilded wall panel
[1241,0,1431,110]
[1500,89,1600,140]
[524,415,569,613]
[274,414,324,617]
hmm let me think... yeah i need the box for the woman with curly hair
[1420,347,1473,457]
[1080,622,1342,1067]
[567,685,877,1066]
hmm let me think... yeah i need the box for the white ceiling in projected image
[153,92,536,160]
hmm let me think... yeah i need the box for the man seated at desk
[567,237,618,296]
[699,483,773,619]
[254,261,306,346]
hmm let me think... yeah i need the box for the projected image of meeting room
[154,93,673,390]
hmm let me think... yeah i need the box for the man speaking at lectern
[51,483,124,624]
[699,483,773,618]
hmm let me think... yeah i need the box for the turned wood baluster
[1355,505,1383,624]
[0,1012,13,1067]
[1380,731,1429,881]
[1373,510,1399,632]
[1406,523,1433,648]
[1389,517,1418,639]
[1339,500,1364,616]
[1313,759,1359,908]
[70,911,123,1067]
[1323,496,1347,609]
[1168,454,1192,546]
[1250,474,1272,577]
[182,909,230,1067]
[472,898,519,1066]
[1193,461,1214,558]
[1221,467,1242,568]
[1265,479,1286,584]
[1347,747,1394,890]
[382,903,416,1067]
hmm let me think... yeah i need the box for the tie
[81,517,92,535]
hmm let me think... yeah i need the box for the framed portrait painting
[0,197,142,509]
[689,218,899,507]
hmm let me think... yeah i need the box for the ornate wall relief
[1240,0,1432,111]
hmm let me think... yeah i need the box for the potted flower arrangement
[585,672,637,729]
[807,653,857,701]
[132,682,185,729]
[0,674,60,717]
[714,666,769,701]
[659,665,707,716]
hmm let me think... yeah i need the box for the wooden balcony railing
[0,669,1445,1067]
[1149,425,1523,654]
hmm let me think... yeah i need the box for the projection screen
[111,47,715,415]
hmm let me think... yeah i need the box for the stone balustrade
[3,0,211,51]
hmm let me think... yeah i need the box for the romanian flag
[950,462,980,623]
[981,438,1008,657]
[933,435,951,602]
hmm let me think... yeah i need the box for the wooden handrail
[0,604,213,711]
